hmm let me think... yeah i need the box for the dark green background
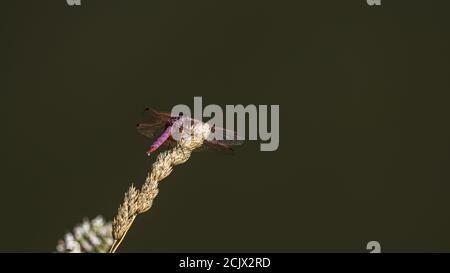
[1,0,450,252]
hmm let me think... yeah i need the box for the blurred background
[1,0,450,252]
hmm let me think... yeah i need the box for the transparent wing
[136,122,165,139]
[141,107,172,124]
[207,126,245,146]
[136,108,171,139]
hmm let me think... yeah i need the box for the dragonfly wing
[137,108,172,139]
[203,139,236,153]
[136,122,165,138]
[141,108,172,124]
[207,126,245,146]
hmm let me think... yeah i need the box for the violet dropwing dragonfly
[136,108,244,156]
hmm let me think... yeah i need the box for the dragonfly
[136,108,244,156]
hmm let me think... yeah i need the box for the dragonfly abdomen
[146,126,173,156]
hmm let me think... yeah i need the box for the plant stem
[109,215,136,253]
